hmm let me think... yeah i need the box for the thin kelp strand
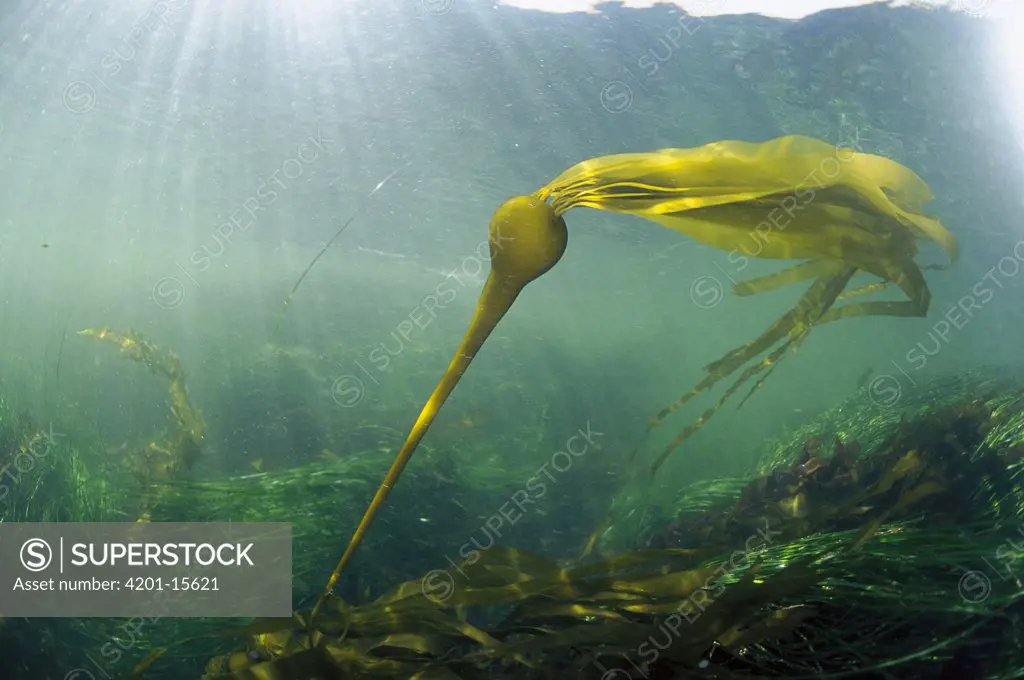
[274,161,412,333]
[836,280,890,301]
[627,378,713,465]
[737,331,813,410]
[632,298,808,456]
[554,180,697,209]
[733,260,839,296]
[537,174,599,205]
[638,269,852,471]
[650,341,787,475]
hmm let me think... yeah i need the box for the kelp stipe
[312,195,567,623]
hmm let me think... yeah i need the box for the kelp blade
[536,134,956,262]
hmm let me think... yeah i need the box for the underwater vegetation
[327,134,956,607]
[6,336,1024,678]
[78,328,207,520]
[0,132,981,680]
[1,3,1019,678]
[128,369,1024,679]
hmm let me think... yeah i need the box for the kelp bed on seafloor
[3,358,1024,678]
[111,368,1022,680]
[2,366,1024,678]
[3,349,1024,678]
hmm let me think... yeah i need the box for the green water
[0,0,1022,677]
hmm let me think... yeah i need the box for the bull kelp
[327,134,956,602]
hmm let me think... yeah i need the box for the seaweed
[136,373,1024,679]
[78,328,207,519]
[326,134,955,600]
[139,545,828,679]
[543,135,956,472]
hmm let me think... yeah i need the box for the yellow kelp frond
[534,136,953,474]
[535,135,956,263]
[537,135,834,213]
